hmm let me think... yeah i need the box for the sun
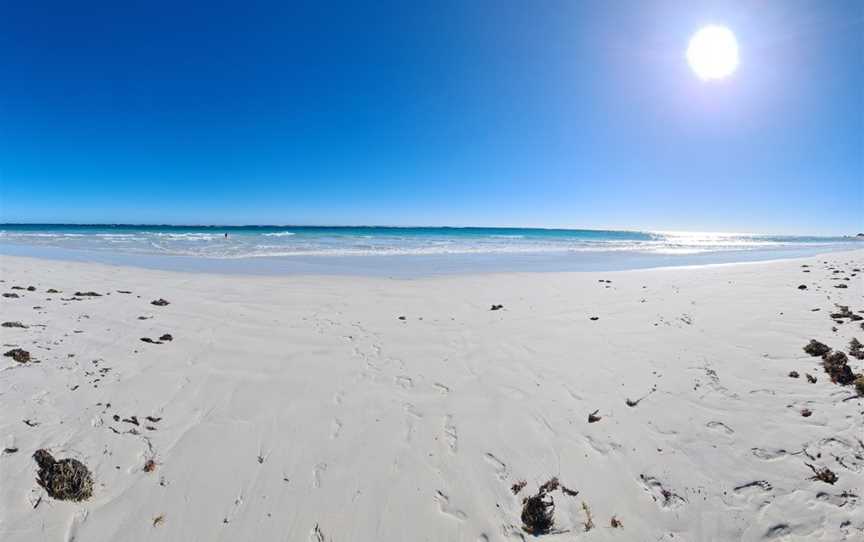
[687,25,739,81]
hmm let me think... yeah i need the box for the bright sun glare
[687,25,739,81]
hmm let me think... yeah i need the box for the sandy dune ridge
[1,252,863,541]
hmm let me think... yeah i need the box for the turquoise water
[1,224,860,275]
[1,224,859,257]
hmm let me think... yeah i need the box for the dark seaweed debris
[4,348,31,363]
[2,321,27,328]
[803,340,831,357]
[33,449,94,501]
[806,463,837,485]
[521,492,555,535]
[151,299,170,306]
[822,351,855,385]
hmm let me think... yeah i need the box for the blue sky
[1,0,861,234]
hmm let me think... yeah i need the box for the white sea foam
[0,227,857,260]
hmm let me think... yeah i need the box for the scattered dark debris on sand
[117,290,133,294]
[831,305,862,322]
[23,419,39,427]
[159,333,173,342]
[46,288,60,294]
[34,449,94,501]
[4,348,31,363]
[74,291,102,297]
[610,515,623,528]
[11,286,25,290]
[788,371,800,379]
[849,338,864,360]
[397,315,406,321]
[521,491,555,535]
[3,293,20,298]
[122,416,140,426]
[581,501,594,531]
[153,514,165,527]
[143,459,157,473]
[518,477,579,535]
[734,480,772,491]
[490,304,504,311]
[822,351,856,385]
[2,321,28,328]
[26,286,36,291]
[137,316,151,320]
[803,340,831,357]
[539,477,559,493]
[3,446,19,454]
[806,463,838,485]
[806,373,817,384]
[801,409,812,417]
[140,337,163,345]
[588,410,602,423]
[511,480,527,494]
[145,416,162,423]
[589,316,599,321]
[561,485,579,497]
[797,284,807,290]
[835,284,848,289]
[151,299,170,306]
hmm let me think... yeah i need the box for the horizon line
[1,222,862,238]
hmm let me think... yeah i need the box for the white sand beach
[1,252,863,541]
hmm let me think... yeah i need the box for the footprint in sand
[313,463,327,488]
[395,376,413,389]
[750,448,788,461]
[639,475,686,510]
[309,523,328,542]
[805,437,864,472]
[330,419,343,439]
[444,416,458,453]
[816,491,859,507]
[402,404,422,443]
[403,403,423,419]
[484,452,508,481]
[434,490,467,521]
[706,421,734,435]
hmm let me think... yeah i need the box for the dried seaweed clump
[4,348,31,363]
[521,491,555,535]
[849,338,864,360]
[2,321,27,328]
[854,375,864,397]
[803,340,831,357]
[33,449,93,501]
[822,351,855,385]
[806,463,837,485]
[519,477,579,535]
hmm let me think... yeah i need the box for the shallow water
[1,224,860,259]
[1,239,860,277]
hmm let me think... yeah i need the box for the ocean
[1,224,860,275]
